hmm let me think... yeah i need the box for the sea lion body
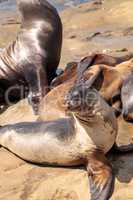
[0,0,62,113]
[0,84,117,200]
[0,104,116,165]
[0,88,117,163]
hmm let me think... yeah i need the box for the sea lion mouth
[74,111,95,123]
[66,102,95,115]
[75,114,95,125]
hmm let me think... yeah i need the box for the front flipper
[76,54,97,84]
[86,150,114,200]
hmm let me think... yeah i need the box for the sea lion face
[66,84,99,119]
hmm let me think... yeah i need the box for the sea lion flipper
[77,54,96,84]
[85,66,103,90]
[86,150,114,200]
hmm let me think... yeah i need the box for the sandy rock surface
[60,0,133,66]
[0,0,133,199]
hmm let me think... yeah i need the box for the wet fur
[0,0,62,113]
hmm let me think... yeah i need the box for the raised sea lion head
[65,83,99,120]
[65,65,102,120]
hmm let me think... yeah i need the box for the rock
[0,141,133,200]
[116,48,128,52]
[0,148,89,200]
[60,0,133,66]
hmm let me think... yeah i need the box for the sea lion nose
[124,113,133,122]
[65,95,72,109]
[123,112,128,120]
[28,92,41,115]
[122,109,133,122]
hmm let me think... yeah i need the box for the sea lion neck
[71,112,96,133]
[71,93,118,137]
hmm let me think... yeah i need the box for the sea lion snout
[123,111,133,122]
[28,92,42,115]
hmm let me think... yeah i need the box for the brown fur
[51,53,133,88]
[38,64,121,121]
[42,57,133,121]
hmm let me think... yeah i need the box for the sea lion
[38,63,123,121]
[0,0,62,114]
[0,82,118,200]
[121,74,133,122]
[50,56,133,119]
[51,53,133,88]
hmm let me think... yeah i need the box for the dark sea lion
[0,82,118,200]
[0,0,62,114]
[110,58,133,117]
[121,74,133,122]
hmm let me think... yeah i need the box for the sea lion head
[65,83,99,120]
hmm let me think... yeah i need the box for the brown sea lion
[0,0,62,114]
[51,53,133,88]
[38,63,123,121]
[51,56,133,119]
[0,82,118,200]
[82,58,133,117]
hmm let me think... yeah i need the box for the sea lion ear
[76,54,96,84]
[84,66,103,90]
[121,75,133,122]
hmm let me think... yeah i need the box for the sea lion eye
[85,90,98,106]
[66,89,81,108]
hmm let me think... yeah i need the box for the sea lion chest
[74,96,118,154]
[75,114,117,154]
